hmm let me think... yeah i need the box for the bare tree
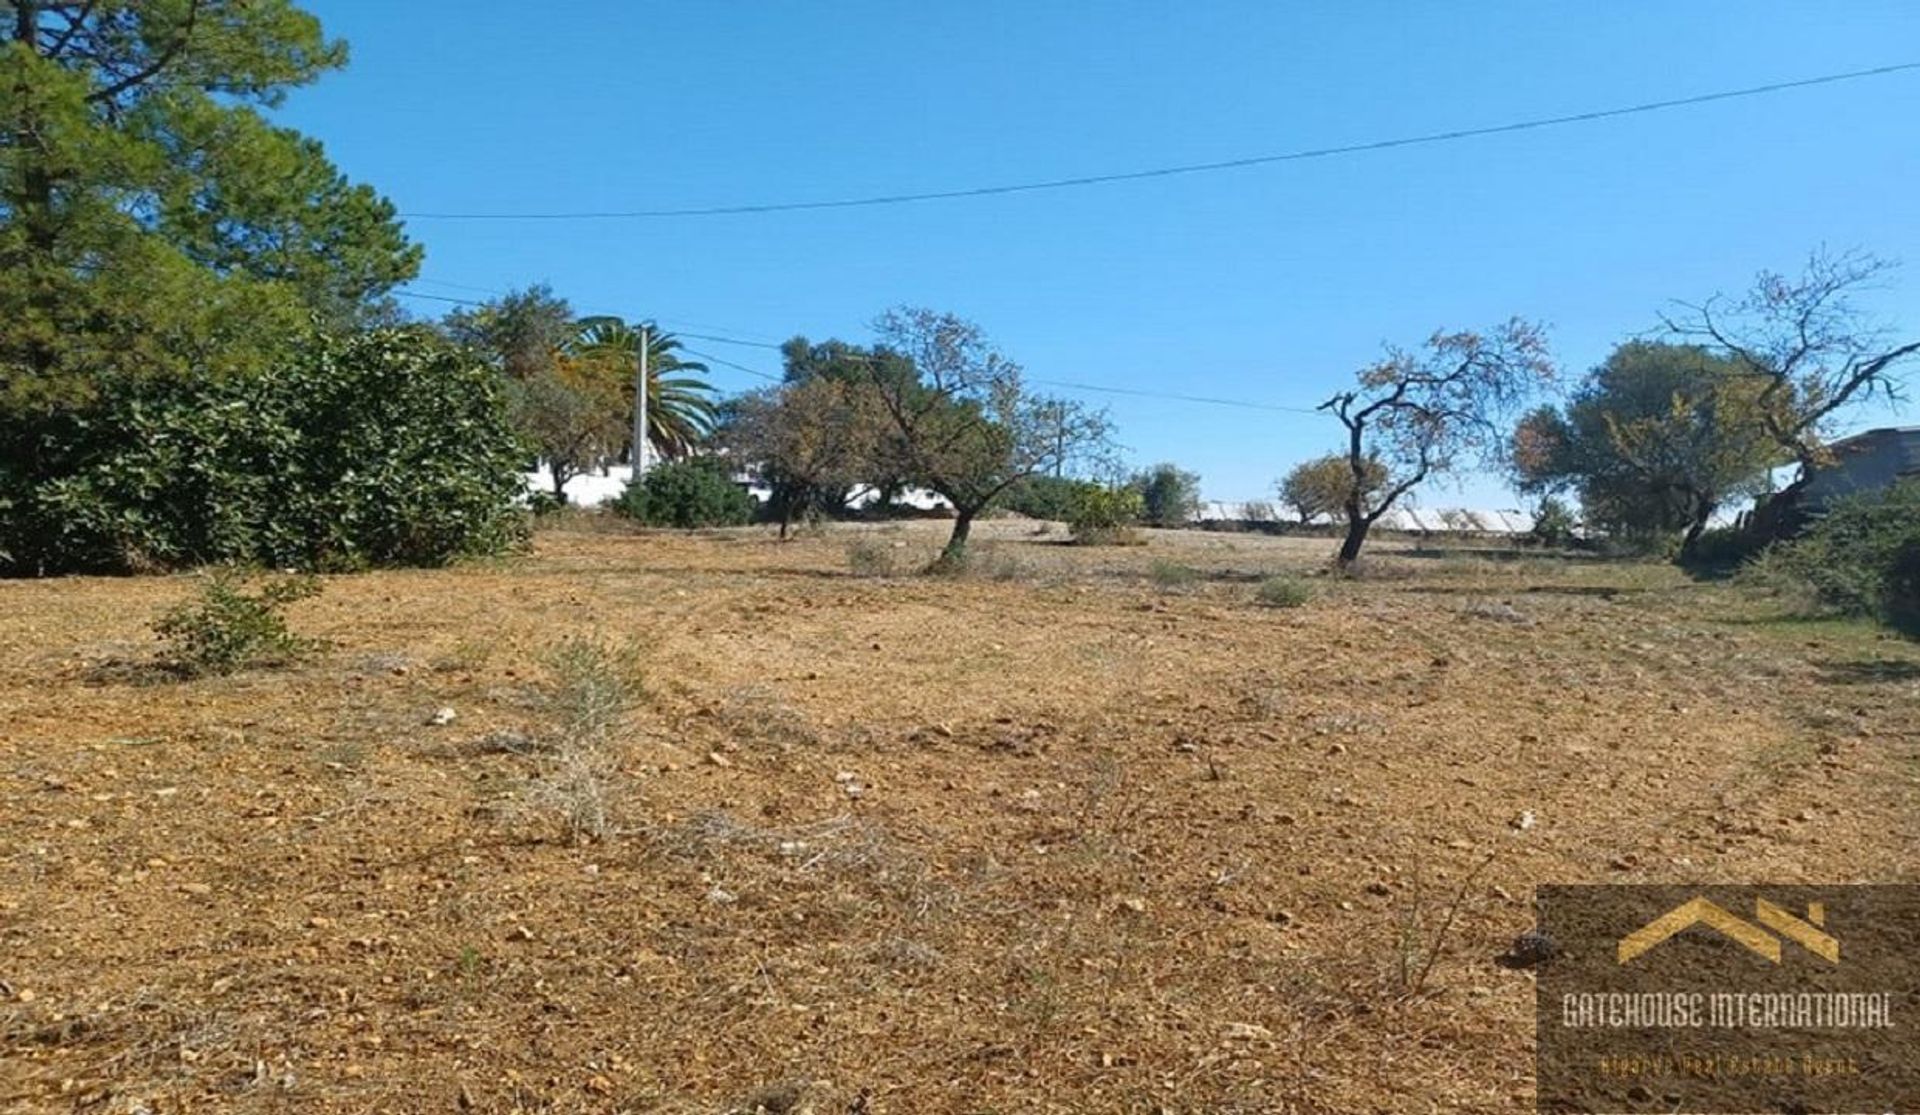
[1320,321,1555,566]
[1664,250,1918,484]
[870,307,1112,569]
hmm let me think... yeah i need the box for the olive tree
[1510,341,1783,558]
[1130,462,1203,527]
[1279,453,1388,525]
[870,307,1112,569]
[1319,320,1555,566]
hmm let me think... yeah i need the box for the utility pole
[631,324,649,479]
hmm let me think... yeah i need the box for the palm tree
[568,317,718,462]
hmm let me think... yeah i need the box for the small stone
[706,751,732,768]
[427,707,457,726]
[180,883,213,897]
[1221,1022,1272,1040]
[1512,810,1536,831]
[1499,930,1558,968]
[1365,881,1392,897]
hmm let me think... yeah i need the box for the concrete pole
[632,324,649,478]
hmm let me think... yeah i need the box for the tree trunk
[1336,515,1371,567]
[11,4,60,380]
[1677,498,1713,562]
[932,508,976,571]
[778,501,792,541]
[551,467,569,504]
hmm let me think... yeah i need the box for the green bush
[1755,481,1920,633]
[1130,463,1203,527]
[1254,575,1312,608]
[1068,484,1145,545]
[0,327,529,576]
[1001,475,1100,521]
[154,568,321,677]
[1529,496,1578,548]
[1147,559,1200,591]
[612,457,754,528]
[1681,526,1767,571]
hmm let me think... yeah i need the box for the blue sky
[285,2,1920,505]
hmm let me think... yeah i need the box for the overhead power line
[678,347,782,382]
[399,61,1920,220]
[394,287,784,345]
[394,288,1320,411]
[1028,377,1322,415]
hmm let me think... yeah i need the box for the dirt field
[4,520,1917,1113]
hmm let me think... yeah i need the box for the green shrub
[1068,484,1145,545]
[0,327,529,576]
[1681,526,1766,571]
[1254,575,1312,608]
[1755,481,1920,633]
[1147,559,1200,591]
[612,458,754,528]
[1529,496,1578,548]
[1130,463,1203,527]
[153,568,321,677]
[1001,475,1100,521]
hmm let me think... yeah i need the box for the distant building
[1194,501,1537,535]
[1747,425,1920,533]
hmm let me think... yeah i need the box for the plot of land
[3,521,1916,1113]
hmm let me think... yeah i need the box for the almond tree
[870,307,1112,569]
[1663,250,1919,531]
[1319,320,1555,566]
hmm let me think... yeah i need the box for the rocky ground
[3,520,1916,1113]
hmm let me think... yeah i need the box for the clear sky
[283,2,1920,506]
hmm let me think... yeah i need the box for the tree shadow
[1813,657,1920,686]
[1388,546,1622,564]
[1393,584,1627,599]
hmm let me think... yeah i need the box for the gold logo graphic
[1619,897,1839,965]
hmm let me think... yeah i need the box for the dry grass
[1,520,1916,1113]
